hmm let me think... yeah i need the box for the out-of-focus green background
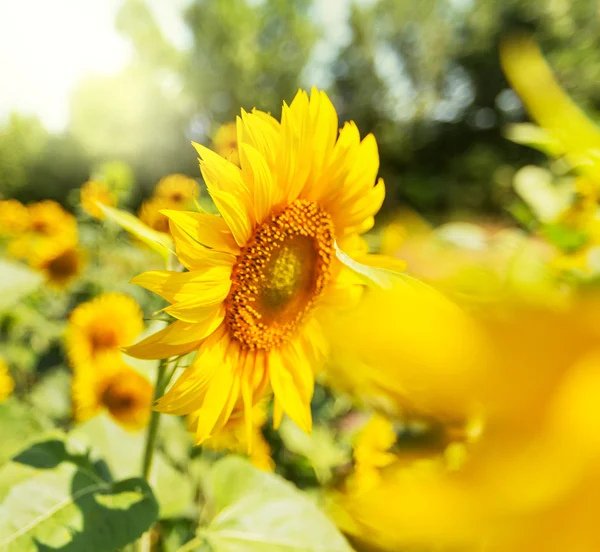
[3,0,598,220]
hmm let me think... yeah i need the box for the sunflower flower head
[0,358,14,402]
[72,358,153,430]
[0,199,29,236]
[80,180,117,220]
[138,197,182,235]
[66,292,144,369]
[126,88,387,446]
[212,122,240,167]
[153,174,199,206]
[8,200,78,261]
[30,241,84,289]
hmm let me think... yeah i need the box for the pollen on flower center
[226,199,335,350]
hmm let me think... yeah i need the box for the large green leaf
[0,398,55,467]
[71,414,194,519]
[199,456,352,552]
[0,439,158,551]
[0,260,43,311]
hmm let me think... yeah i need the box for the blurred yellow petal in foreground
[331,295,600,552]
[321,272,488,421]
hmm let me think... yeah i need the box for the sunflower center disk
[226,199,335,350]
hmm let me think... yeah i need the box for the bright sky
[0,0,191,132]
[0,0,354,132]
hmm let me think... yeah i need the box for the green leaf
[0,440,158,552]
[541,222,589,254]
[99,203,174,266]
[200,456,352,552]
[28,369,72,420]
[71,414,194,519]
[0,260,43,311]
[0,399,55,467]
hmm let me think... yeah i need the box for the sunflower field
[3,2,600,551]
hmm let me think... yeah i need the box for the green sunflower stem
[141,356,175,480]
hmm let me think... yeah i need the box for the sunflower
[0,358,14,402]
[66,292,144,370]
[72,358,153,430]
[126,88,388,445]
[8,200,78,260]
[212,122,240,167]
[0,199,29,236]
[138,197,182,235]
[80,180,117,219]
[30,241,84,289]
[154,174,199,205]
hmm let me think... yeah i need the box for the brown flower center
[226,199,335,350]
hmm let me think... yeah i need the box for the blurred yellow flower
[127,88,390,445]
[332,297,600,552]
[72,358,153,430]
[0,358,14,402]
[80,179,117,219]
[7,200,78,261]
[138,197,181,235]
[66,292,144,370]
[0,199,29,236]
[30,242,84,289]
[190,403,274,471]
[212,122,240,167]
[153,174,199,205]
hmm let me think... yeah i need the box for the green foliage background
[4,0,600,218]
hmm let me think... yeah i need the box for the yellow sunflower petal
[163,296,228,324]
[124,315,224,360]
[192,142,254,245]
[161,209,239,254]
[240,143,276,224]
[131,268,231,304]
[168,220,237,271]
[237,109,281,171]
[155,325,229,414]
[269,347,313,433]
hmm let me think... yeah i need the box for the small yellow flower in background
[29,241,84,289]
[0,199,29,236]
[72,358,153,430]
[66,292,144,369]
[7,200,78,261]
[126,88,391,446]
[80,180,117,220]
[190,403,274,471]
[212,122,239,167]
[0,358,15,402]
[138,197,181,235]
[153,174,199,206]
